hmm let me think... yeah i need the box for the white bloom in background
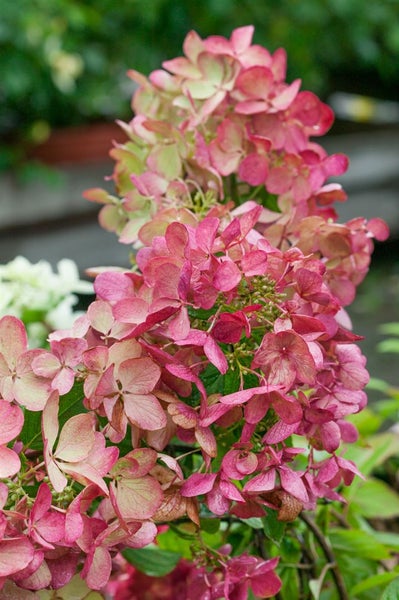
[0,256,93,346]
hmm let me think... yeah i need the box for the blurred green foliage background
[1,0,399,170]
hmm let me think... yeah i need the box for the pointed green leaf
[350,570,399,595]
[200,517,221,534]
[352,478,399,518]
[372,531,399,551]
[381,577,399,600]
[329,529,390,560]
[156,528,193,559]
[122,547,181,577]
[344,432,399,479]
[223,367,241,395]
[240,517,263,529]
[262,508,286,545]
[20,409,42,450]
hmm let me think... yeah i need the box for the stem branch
[300,512,349,600]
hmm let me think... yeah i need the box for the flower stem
[300,512,349,600]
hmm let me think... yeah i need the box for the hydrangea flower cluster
[0,27,388,598]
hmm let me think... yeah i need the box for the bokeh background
[1,0,398,389]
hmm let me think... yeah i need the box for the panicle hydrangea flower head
[0,26,390,597]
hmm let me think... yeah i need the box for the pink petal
[0,316,28,369]
[42,391,59,450]
[272,79,301,110]
[35,511,65,545]
[94,271,135,302]
[51,338,87,367]
[251,565,282,598]
[55,414,95,462]
[236,66,273,99]
[279,467,308,503]
[111,476,163,521]
[368,217,389,241]
[207,485,230,515]
[238,153,269,185]
[244,470,276,493]
[0,538,34,576]
[61,461,109,495]
[118,357,161,394]
[199,402,233,427]
[46,552,79,589]
[127,521,158,548]
[271,391,303,424]
[212,313,246,344]
[113,298,149,325]
[11,550,45,584]
[219,478,245,502]
[181,472,217,496]
[195,426,217,457]
[31,353,60,379]
[14,350,52,411]
[219,385,275,406]
[235,100,269,115]
[0,400,24,444]
[123,448,158,477]
[240,249,268,276]
[167,307,191,341]
[87,300,114,334]
[84,546,112,591]
[204,336,228,374]
[13,554,52,591]
[168,402,198,429]
[0,445,21,477]
[195,217,219,253]
[213,260,241,292]
[51,367,75,396]
[46,454,68,493]
[30,483,52,523]
[231,25,254,53]
[86,432,119,476]
[263,421,298,444]
[123,392,167,431]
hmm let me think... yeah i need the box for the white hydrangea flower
[0,256,93,346]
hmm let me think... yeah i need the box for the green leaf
[20,409,42,450]
[187,306,217,321]
[367,377,392,393]
[344,432,399,479]
[240,517,263,529]
[279,536,301,563]
[200,363,224,395]
[329,529,390,561]
[352,477,399,518]
[381,577,399,599]
[58,382,87,428]
[379,323,399,336]
[378,339,399,354]
[122,547,181,577]
[262,508,286,545]
[373,397,399,418]
[372,531,399,551]
[347,407,382,436]
[350,570,399,595]
[156,528,193,559]
[223,367,241,395]
[200,517,221,534]
[279,568,301,600]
